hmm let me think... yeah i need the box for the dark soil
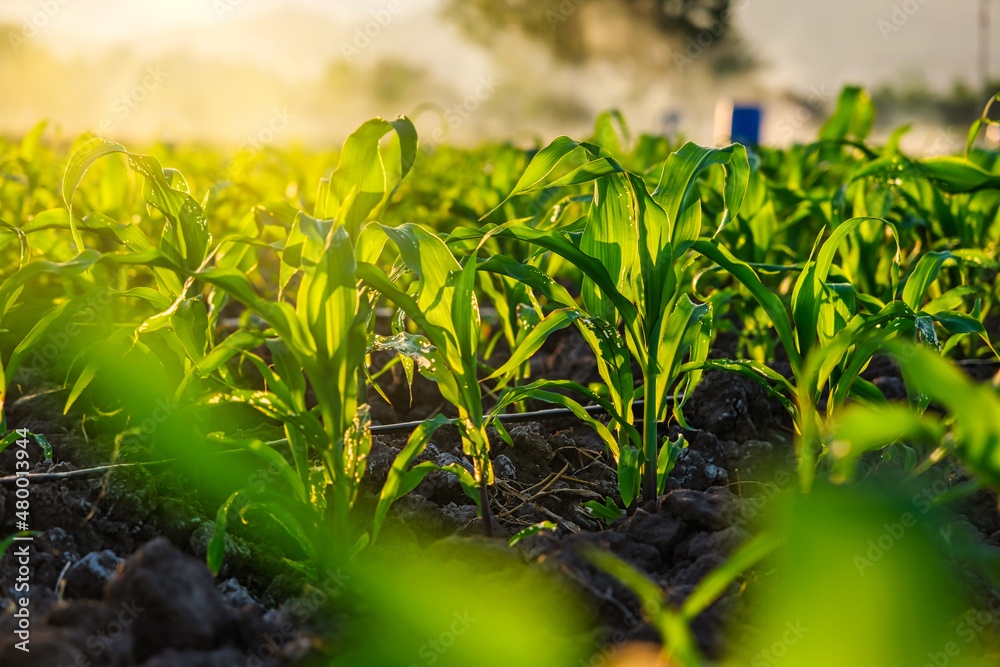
[2,331,999,665]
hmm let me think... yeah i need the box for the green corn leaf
[581,172,637,322]
[576,317,636,439]
[617,447,642,508]
[474,255,577,309]
[819,86,875,142]
[625,173,673,325]
[266,338,307,408]
[3,299,74,391]
[0,219,28,270]
[64,138,211,268]
[657,434,686,494]
[169,298,210,362]
[915,156,1000,194]
[342,405,372,501]
[692,239,801,373]
[501,136,583,200]
[791,217,898,354]
[680,530,781,620]
[921,286,975,314]
[238,353,299,415]
[356,263,455,367]
[315,116,417,238]
[888,343,1000,487]
[654,295,711,419]
[189,329,266,377]
[679,358,797,419]
[437,461,482,507]
[507,521,558,547]
[64,327,136,414]
[196,268,313,353]
[930,311,988,335]
[523,156,627,192]
[486,308,583,382]
[582,497,623,523]
[62,137,128,251]
[207,490,241,576]
[451,248,482,412]
[652,141,748,251]
[902,251,957,310]
[220,488,322,565]
[209,433,307,503]
[592,109,631,160]
[376,224,466,366]
[827,405,945,482]
[0,251,103,320]
[489,380,629,460]
[583,545,706,667]
[483,223,643,359]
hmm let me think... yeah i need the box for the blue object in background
[731,105,762,145]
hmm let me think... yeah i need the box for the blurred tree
[441,0,751,73]
[371,60,430,105]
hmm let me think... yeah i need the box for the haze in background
[0,0,994,150]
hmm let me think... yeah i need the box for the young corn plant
[472,136,749,507]
[356,223,499,535]
[361,220,643,534]
[191,117,419,558]
[584,530,780,666]
[52,118,422,566]
[0,133,229,433]
[825,341,1000,488]
[693,212,994,489]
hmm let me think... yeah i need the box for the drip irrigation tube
[368,398,660,435]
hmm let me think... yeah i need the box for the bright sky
[0,0,995,145]
[2,0,991,87]
[1,0,465,80]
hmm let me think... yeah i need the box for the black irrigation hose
[0,450,247,486]
[366,356,1000,435]
[368,398,661,435]
[0,460,174,485]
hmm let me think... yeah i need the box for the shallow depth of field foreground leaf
[328,539,590,667]
[726,484,993,667]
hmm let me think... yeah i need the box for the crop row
[3,86,1000,663]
